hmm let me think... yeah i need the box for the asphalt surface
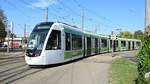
[0,51,138,84]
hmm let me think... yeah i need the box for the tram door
[132,41,135,50]
[87,37,91,56]
[113,40,118,52]
[95,38,98,54]
[128,41,131,50]
[83,37,86,56]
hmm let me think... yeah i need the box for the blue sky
[0,0,145,36]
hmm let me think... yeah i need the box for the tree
[134,30,144,40]
[118,31,133,39]
[10,33,16,38]
[137,34,150,83]
[0,9,7,43]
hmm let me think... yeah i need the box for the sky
[0,0,145,37]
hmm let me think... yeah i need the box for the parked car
[0,43,7,48]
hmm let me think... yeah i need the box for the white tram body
[25,22,141,66]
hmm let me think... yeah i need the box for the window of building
[46,30,61,50]
[72,34,82,50]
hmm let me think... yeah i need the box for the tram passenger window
[46,30,61,50]
[115,40,118,47]
[95,38,98,48]
[72,34,82,50]
[136,42,140,47]
[65,33,71,50]
[110,40,112,48]
[101,39,107,47]
[121,41,126,47]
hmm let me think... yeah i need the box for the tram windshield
[27,22,53,50]
[27,31,48,49]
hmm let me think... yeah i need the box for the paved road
[0,51,138,84]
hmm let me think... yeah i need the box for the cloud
[30,0,58,9]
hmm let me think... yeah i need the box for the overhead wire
[72,0,128,30]
[57,0,80,17]
[5,0,29,18]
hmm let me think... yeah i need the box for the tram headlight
[26,49,41,57]
[34,50,41,57]
[35,53,40,57]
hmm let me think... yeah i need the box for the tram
[25,22,141,66]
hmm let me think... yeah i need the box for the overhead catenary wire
[20,0,69,23]
[57,0,80,17]
[19,0,32,5]
[71,0,132,30]
[5,0,29,18]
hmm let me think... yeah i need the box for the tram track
[0,65,44,84]
[0,55,24,60]
[0,65,29,77]
[0,55,24,62]
[7,69,43,83]
[0,55,73,83]
[0,59,25,66]
[0,53,47,83]
[0,63,27,74]
[0,55,24,65]
[0,66,31,80]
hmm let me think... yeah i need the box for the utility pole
[45,7,48,22]
[111,31,114,57]
[145,0,150,34]
[94,25,98,34]
[11,22,14,51]
[24,24,26,39]
[81,9,85,56]
[24,24,26,52]
[7,26,10,53]
[81,9,84,32]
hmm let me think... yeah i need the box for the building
[4,37,24,48]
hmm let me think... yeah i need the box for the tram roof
[117,38,141,41]
[36,22,141,42]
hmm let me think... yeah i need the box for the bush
[137,34,150,84]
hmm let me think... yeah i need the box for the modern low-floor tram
[25,22,141,66]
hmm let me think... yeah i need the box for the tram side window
[110,40,112,48]
[65,33,71,50]
[46,30,61,50]
[95,38,98,48]
[72,34,82,50]
[101,39,107,47]
[136,42,141,47]
[121,41,126,47]
[115,40,118,47]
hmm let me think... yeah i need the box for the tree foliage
[0,9,7,43]
[134,30,144,40]
[137,34,150,84]
[118,30,144,40]
[118,31,133,39]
